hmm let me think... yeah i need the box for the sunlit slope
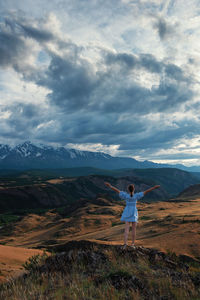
[0,245,45,282]
[1,197,200,258]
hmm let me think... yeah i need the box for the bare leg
[124,222,130,245]
[131,222,137,245]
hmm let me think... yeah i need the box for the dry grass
[1,242,200,300]
[1,199,200,284]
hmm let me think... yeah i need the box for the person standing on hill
[104,182,160,248]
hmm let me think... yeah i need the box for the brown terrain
[0,193,200,283]
[0,245,45,282]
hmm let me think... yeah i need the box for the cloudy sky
[1,0,200,166]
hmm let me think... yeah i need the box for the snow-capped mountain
[0,141,121,170]
[0,144,12,160]
[0,140,199,172]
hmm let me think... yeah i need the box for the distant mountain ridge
[2,166,197,197]
[0,173,168,212]
[0,140,200,172]
[176,183,200,200]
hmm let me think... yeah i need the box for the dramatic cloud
[0,29,27,68]
[154,17,175,40]
[1,0,200,166]
[19,24,54,42]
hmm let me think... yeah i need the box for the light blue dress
[119,191,144,222]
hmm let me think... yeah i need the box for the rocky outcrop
[37,240,200,299]
[2,240,200,300]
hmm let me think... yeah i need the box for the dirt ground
[0,245,46,283]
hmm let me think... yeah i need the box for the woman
[104,181,160,248]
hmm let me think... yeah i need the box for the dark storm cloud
[0,15,192,116]
[140,54,163,73]
[33,47,193,116]
[104,52,162,73]
[164,64,185,81]
[0,30,27,67]
[104,50,185,81]
[0,13,197,160]
[34,103,200,156]
[35,107,147,146]
[85,61,192,115]
[154,17,174,40]
[114,116,200,161]
[0,16,54,69]
[18,102,39,118]
[62,113,146,137]
[37,54,97,111]
[5,16,55,43]
[154,81,192,111]
[105,52,137,69]
[1,102,48,139]
[19,23,54,42]
[92,84,151,114]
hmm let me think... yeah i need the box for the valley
[1,197,200,257]
[0,167,199,213]
[1,194,200,283]
[0,168,200,286]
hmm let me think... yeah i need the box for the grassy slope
[0,245,45,283]
[1,240,200,300]
[1,197,200,298]
[1,198,200,259]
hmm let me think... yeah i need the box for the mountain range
[0,140,200,172]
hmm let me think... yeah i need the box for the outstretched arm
[143,185,160,196]
[104,182,120,193]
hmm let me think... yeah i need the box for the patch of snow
[16,147,31,157]
[20,147,31,157]
[36,152,42,157]
[38,144,54,150]
[73,149,86,157]
[68,150,77,159]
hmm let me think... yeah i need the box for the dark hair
[128,184,135,197]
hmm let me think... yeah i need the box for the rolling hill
[1,194,200,259]
[0,167,199,212]
[176,183,200,201]
[1,180,200,295]
[0,173,168,212]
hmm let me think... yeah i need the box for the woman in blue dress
[104,182,160,248]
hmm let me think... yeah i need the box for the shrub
[140,215,151,220]
[22,251,48,272]
[94,219,101,225]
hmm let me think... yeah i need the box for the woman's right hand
[104,182,111,188]
[154,185,160,189]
